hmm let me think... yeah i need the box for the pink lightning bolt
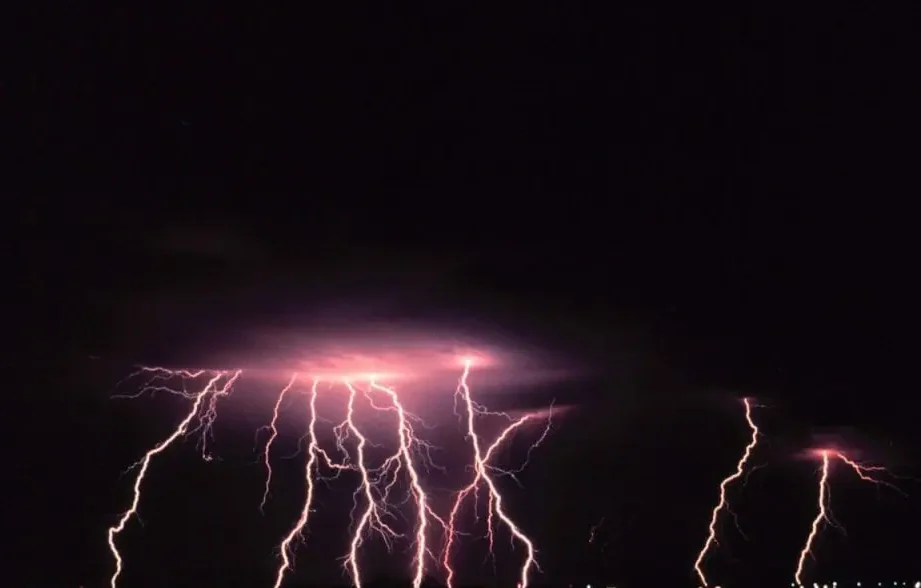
[271,378,317,588]
[693,397,761,587]
[367,381,433,588]
[106,352,557,588]
[794,448,903,584]
[794,449,833,585]
[106,369,241,588]
[340,380,404,588]
[269,377,444,588]
[442,409,549,588]
[270,377,356,588]
[443,359,550,588]
[259,374,298,512]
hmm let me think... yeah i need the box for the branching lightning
[99,355,919,588]
[693,398,761,587]
[106,368,242,588]
[105,358,552,588]
[271,377,354,588]
[794,448,904,584]
[442,359,552,588]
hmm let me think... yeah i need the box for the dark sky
[11,5,921,588]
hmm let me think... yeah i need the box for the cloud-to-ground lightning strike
[268,377,447,588]
[443,359,551,588]
[336,380,411,588]
[693,397,761,587]
[107,368,242,588]
[107,354,553,588]
[368,381,447,588]
[442,407,549,588]
[794,448,904,584]
[270,377,351,588]
[259,374,298,512]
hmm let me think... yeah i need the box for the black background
[10,4,921,587]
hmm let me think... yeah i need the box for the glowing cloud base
[105,358,552,588]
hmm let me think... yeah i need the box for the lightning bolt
[442,359,551,588]
[270,378,331,588]
[107,360,554,588]
[794,449,833,585]
[259,374,298,512]
[265,376,450,588]
[339,381,404,588]
[693,397,761,587]
[106,369,242,588]
[794,449,903,584]
[368,381,446,588]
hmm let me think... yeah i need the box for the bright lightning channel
[794,449,903,584]
[106,369,242,588]
[270,377,356,588]
[443,359,552,588]
[106,359,553,588]
[259,374,298,512]
[693,397,761,587]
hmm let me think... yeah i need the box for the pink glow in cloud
[200,326,574,393]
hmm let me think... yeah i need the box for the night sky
[12,5,921,588]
